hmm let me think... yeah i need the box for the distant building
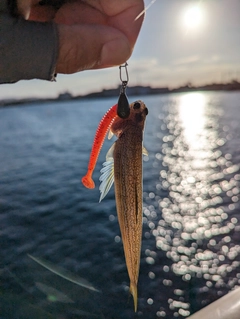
[58,92,73,100]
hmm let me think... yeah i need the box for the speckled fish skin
[110,100,148,312]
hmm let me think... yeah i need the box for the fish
[28,254,100,292]
[82,100,148,311]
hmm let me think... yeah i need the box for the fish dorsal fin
[108,129,114,140]
[142,145,148,156]
[99,143,115,202]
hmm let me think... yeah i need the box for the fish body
[111,101,148,311]
[82,100,148,311]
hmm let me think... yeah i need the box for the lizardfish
[82,100,148,311]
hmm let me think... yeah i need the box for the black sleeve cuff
[0,13,59,83]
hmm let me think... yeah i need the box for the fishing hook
[117,63,130,119]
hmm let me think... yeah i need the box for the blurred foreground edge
[187,286,240,319]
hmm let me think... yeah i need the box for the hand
[27,0,145,74]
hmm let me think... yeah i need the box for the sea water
[1,91,240,318]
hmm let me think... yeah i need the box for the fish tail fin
[82,172,95,189]
[130,282,138,312]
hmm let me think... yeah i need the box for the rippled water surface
[1,92,240,319]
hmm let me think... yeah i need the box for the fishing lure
[82,100,148,312]
[82,62,130,188]
[82,104,118,189]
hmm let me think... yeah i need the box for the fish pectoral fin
[99,143,115,202]
[105,142,115,161]
[142,145,148,156]
[108,129,114,140]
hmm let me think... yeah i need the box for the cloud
[172,55,201,66]
[129,57,159,73]
[211,55,221,62]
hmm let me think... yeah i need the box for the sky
[1,0,240,100]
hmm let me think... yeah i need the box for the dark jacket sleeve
[0,3,59,83]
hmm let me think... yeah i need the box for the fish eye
[133,101,141,109]
[144,107,148,115]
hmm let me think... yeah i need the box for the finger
[28,5,57,21]
[82,0,145,47]
[55,0,144,47]
[107,2,145,48]
[56,24,131,74]
[54,1,106,25]
[28,0,58,22]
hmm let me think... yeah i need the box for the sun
[182,5,204,31]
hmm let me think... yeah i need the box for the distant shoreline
[1,80,240,107]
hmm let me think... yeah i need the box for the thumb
[56,24,131,74]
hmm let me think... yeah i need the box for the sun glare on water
[182,5,205,32]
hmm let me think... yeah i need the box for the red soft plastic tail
[82,104,118,189]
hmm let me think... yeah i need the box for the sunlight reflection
[143,92,240,317]
[178,92,207,150]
